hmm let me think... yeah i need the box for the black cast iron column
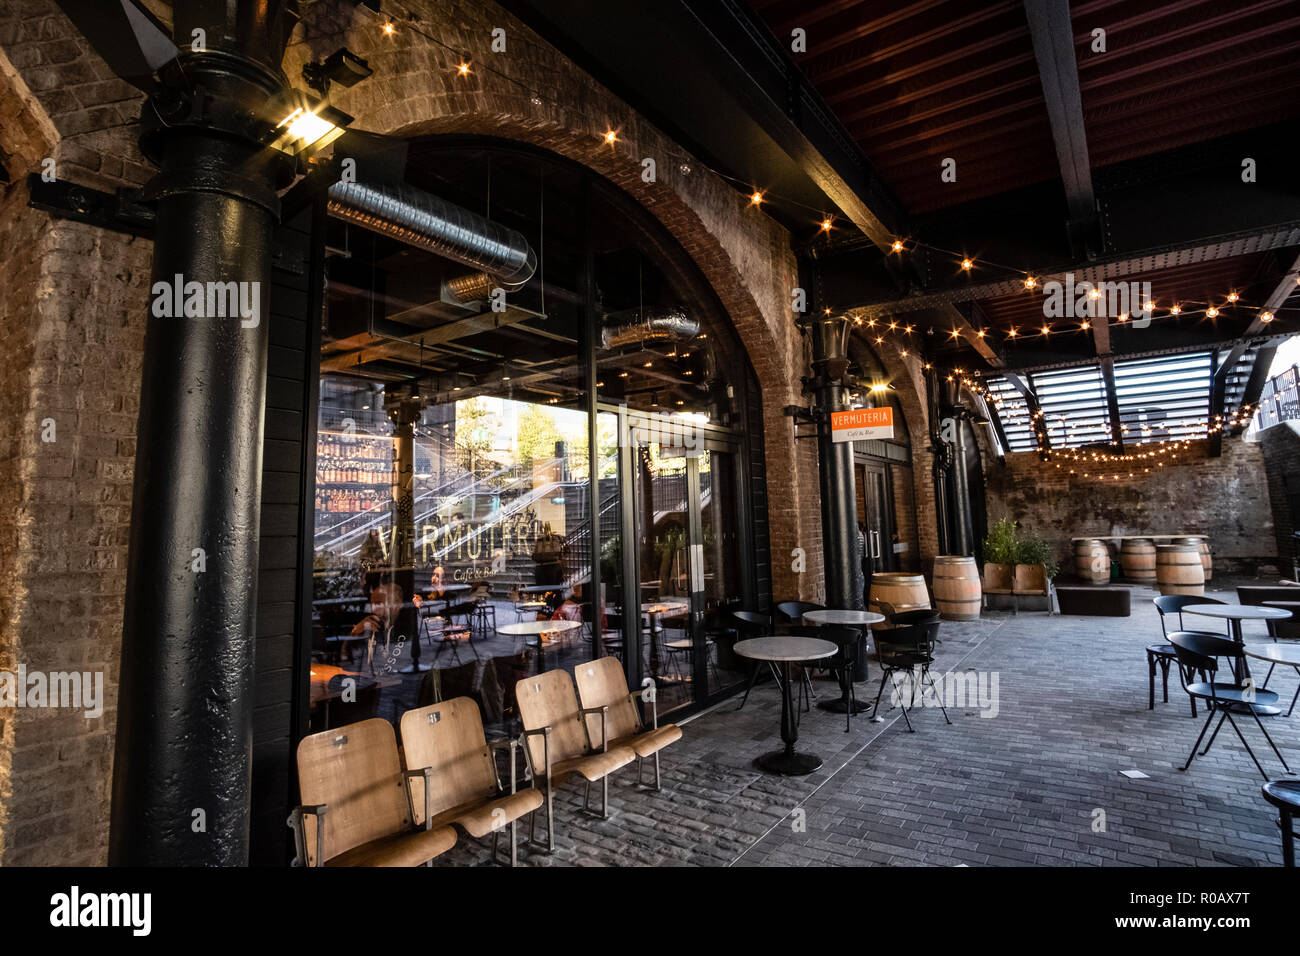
[808,316,864,612]
[110,3,295,866]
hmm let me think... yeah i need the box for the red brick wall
[0,0,151,865]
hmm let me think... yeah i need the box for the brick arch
[289,1,824,600]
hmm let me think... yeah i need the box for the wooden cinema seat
[399,697,543,867]
[574,656,682,790]
[291,717,457,867]
[515,668,637,852]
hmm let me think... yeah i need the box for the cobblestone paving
[431,582,1297,867]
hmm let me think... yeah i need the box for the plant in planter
[1014,532,1059,580]
[981,517,1018,588]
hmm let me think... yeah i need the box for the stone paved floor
[431,580,1299,867]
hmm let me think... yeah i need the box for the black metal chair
[1261,779,1300,867]
[1151,595,1224,713]
[774,600,826,624]
[1168,634,1290,780]
[871,609,948,732]
[732,609,785,710]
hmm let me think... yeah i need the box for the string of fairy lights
[318,6,1288,480]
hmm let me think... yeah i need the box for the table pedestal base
[755,750,822,776]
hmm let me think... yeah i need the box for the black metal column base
[755,750,822,776]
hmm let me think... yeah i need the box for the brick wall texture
[0,0,152,864]
[983,437,1278,577]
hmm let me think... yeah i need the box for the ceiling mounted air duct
[601,306,700,349]
[326,179,537,296]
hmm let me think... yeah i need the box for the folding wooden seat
[291,718,457,867]
[399,696,543,866]
[574,656,682,790]
[515,668,637,852]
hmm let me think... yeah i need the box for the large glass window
[307,141,755,739]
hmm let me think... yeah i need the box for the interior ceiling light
[749,190,764,206]
[960,258,973,271]
[458,61,472,76]
[891,239,905,253]
[1024,276,1037,289]
[1227,291,1239,302]
[820,217,833,232]
[1206,307,1219,318]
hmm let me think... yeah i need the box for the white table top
[1184,604,1293,621]
[803,609,886,626]
[497,620,584,636]
[1245,643,1300,665]
[735,636,838,662]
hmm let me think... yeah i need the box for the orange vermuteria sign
[830,406,894,443]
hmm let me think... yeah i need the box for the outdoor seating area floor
[431,581,1298,867]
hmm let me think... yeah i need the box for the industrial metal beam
[1024,0,1096,256]
[1099,357,1124,451]
[1003,371,1050,453]
[948,301,1006,369]
[1216,250,1300,375]
[856,225,1300,316]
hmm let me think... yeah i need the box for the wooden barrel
[868,572,930,630]
[1157,544,1205,596]
[1073,539,1110,584]
[932,556,981,620]
[1120,538,1157,583]
[1174,536,1212,581]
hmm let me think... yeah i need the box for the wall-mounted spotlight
[265,90,352,157]
[303,48,373,95]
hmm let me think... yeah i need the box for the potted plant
[981,517,1018,589]
[1014,532,1059,581]
[1013,529,1059,612]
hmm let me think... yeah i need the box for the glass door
[857,462,896,575]
[693,447,746,698]
[618,412,745,715]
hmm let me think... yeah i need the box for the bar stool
[1261,779,1300,867]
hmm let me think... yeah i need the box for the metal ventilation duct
[326,180,537,291]
[601,306,700,349]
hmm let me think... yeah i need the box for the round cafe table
[1245,643,1300,718]
[735,635,838,776]
[1184,604,1292,715]
[498,619,583,668]
[803,609,885,718]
